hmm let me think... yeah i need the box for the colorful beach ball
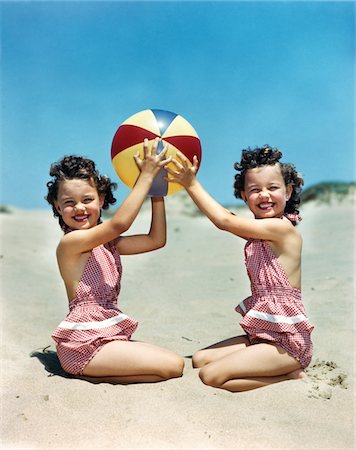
[111,109,202,196]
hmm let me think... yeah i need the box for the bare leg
[198,342,303,392]
[81,340,184,384]
[192,335,250,368]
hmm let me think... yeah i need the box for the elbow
[150,232,167,251]
[154,235,167,250]
[148,227,167,250]
[214,215,230,231]
[112,219,130,235]
[215,220,226,231]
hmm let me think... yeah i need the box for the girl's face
[241,164,292,220]
[54,178,104,230]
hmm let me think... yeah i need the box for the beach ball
[111,109,202,196]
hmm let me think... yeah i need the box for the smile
[73,214,89,222]
[258,203,275,210]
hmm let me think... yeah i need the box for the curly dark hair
[45,155,117,231]
[233,145,304,222]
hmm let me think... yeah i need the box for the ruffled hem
[52,318,138,342]
[240,317,314,336]
[236,295,314,335]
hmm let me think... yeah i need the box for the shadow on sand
[30,346,73,378]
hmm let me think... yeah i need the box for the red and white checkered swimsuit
[52,244,138,375]
[235,239,314,368]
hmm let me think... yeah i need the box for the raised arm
[59,138,171,254]
[116,197,167,255]
[166,152,295,242]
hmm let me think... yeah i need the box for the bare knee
[192,350,208,368]
[161,355,185,379]
[198,365,223,388]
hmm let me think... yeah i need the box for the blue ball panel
[151,109,178,135]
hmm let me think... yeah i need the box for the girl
[165,145,314,392]
[46,138,184,383]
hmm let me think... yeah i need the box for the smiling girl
[46,139,184,383]
[165,145,314,392]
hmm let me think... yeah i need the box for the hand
[134,138,172,178]
[165,151,199,189]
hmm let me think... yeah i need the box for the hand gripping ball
[111,109,202,196]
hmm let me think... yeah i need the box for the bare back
[56,243,93,302]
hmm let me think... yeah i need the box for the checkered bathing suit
[52,244,138,375]
[235,238,314,368]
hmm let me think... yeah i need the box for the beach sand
[0,193,354,449]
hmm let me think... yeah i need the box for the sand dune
[0,194,354,449]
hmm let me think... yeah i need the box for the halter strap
[284,213,302,224]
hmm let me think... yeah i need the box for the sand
[0,194,354,449]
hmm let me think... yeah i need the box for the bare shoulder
[282,217,302,246]
[56,235,92,299]
[56,232,90,272]
[271,215,301,240]
[56,226,100,256]
[268,219,302,259]
[266,220,302,288]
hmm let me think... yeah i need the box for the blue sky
[1,0,355,209]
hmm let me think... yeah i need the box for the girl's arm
[59,139,170,255]
[166,152,294,242]
[115,197,167,255]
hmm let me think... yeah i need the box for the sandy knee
[162,355,185,379]
[192,351,207,368]
[173,356,185,377]
[198,365,222,388]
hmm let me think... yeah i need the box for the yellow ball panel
[112,143,143,189]
[163,142,192,195]
[162,115,199,139]
[167,178,184,195]
[122,110,161,135]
